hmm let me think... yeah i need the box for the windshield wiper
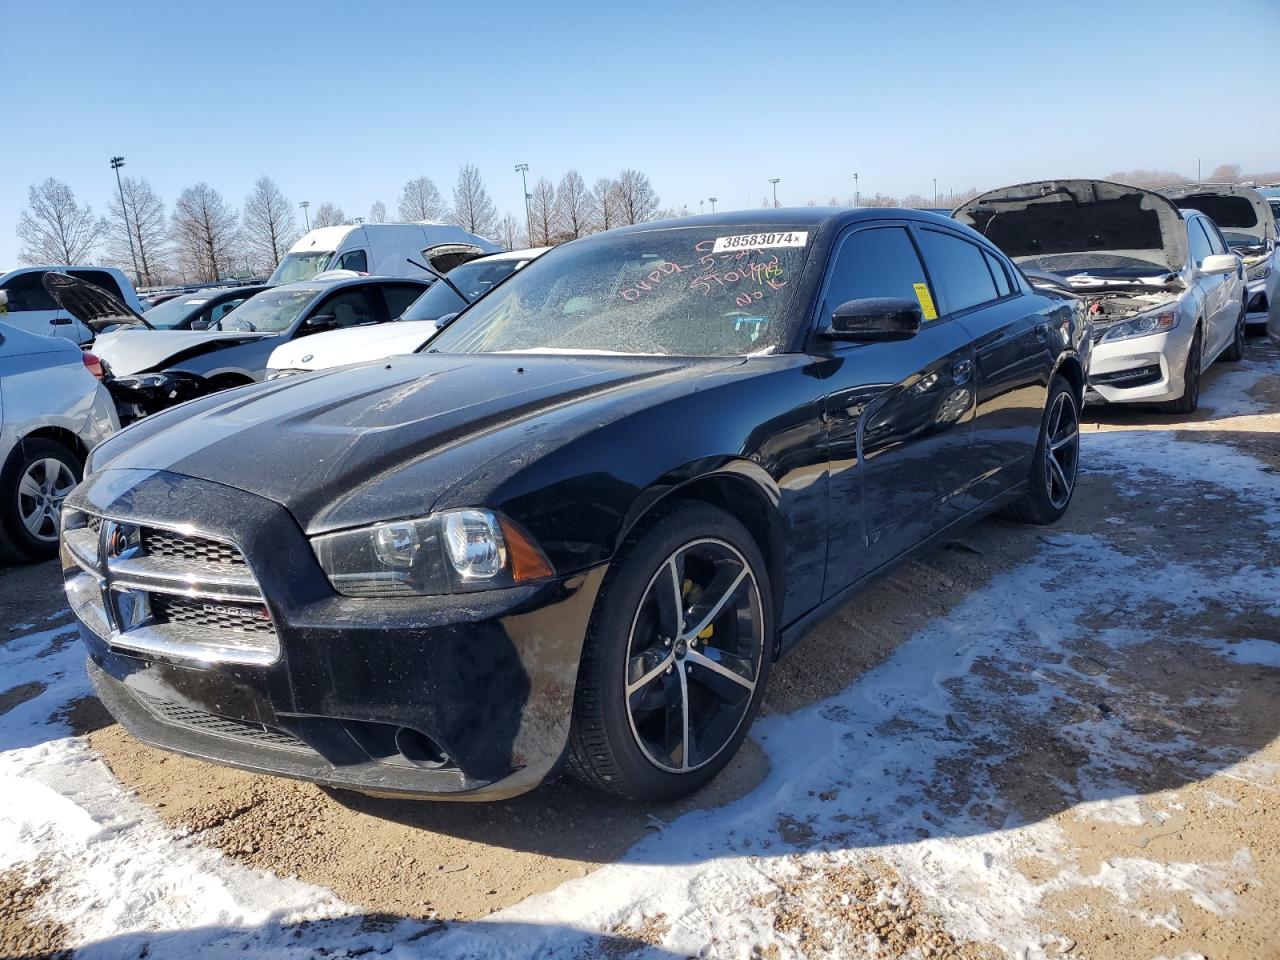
[406,257,471,306]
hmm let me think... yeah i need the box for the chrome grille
[142,528,246,566]
[131,689,308,753]
[151,594,274,635]
[61,513,279,666]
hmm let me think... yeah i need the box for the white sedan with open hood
[266,247,548,377]
[955,179,1245,413]
[1158,182,1279,333]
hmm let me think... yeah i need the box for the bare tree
[106,176,168,284]
[614,169,659,225]
[16,178,107,265]
[1208,163,1242,183]
[527,178,557,246]
[592,177,621,232]
[398,175,448,222]
[450,164,498,238]
[311,202,347,228]
[170,183,239,282]
[493,213,526,251]
[368,200,388,223]
[242,176,298,272]
[554,170,593,239]
[1106,169,1189,188]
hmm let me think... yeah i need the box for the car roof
[470,246,551,263]
[608,207,959,238]
[269,275,426,294]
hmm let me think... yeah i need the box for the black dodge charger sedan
[60,210,1089,803]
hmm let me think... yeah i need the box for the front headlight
[1101,307,1179,343]
[311,508,553,597]
[1246,260,1271,282]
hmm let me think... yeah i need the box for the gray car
[0,308,118,561]
[47,274,430,421]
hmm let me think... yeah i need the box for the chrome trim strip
[107,625,279,666]
[107,556,262,601]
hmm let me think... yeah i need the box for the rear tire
[568,501,773,803]
[1166,326,1202,414]
[1003,376,1079,526]
[1220,304,1246,362]
[0,438,82,563]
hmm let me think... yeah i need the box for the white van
[268,223,500,285]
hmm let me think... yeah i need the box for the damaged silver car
[955,179,1246,413]
[1158,182,1279,334]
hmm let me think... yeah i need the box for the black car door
[912,227,1054,510]
[818,222,978,598]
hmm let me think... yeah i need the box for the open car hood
[1157,182,1277,248]
[42,271,152,333]
[953,179,1188,276]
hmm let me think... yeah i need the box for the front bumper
[62,468,606,800]
[1084,325,1192,405]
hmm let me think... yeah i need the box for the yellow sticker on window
[912,282,938,321]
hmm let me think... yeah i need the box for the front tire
[568,501,773,803]
[0,438,82,563]
[1220,304,1246,362]
[1166,326,1203,414]
[1003,376,1080,526]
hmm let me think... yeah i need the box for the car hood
[953,179,1188,275]
[268,321,439,372]
[42,271,152,333]
[1157,182,1276,249]
[92,328,273,376]
[90,352,726,532]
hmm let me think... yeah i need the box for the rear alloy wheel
[1003,376,1079,525]
[1167,326,1202,415]
[0,438,82,562]
[1221,304,1246,362]
[569,502,772,802]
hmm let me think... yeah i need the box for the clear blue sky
[4,0,1278,267]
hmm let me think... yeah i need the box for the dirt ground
[3,337,1279,957]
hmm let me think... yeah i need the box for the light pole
[300,201,311,230]
[699,200,704,215]
[853,172,859,207]
[769,178,780,208]
[933,178,937,206]
[110,156,139,282]
[514,164,532,242]
[708,197,718,213]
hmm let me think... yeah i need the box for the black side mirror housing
[822,297,922,342]
[190,317,212,330]
[302,313,338,333]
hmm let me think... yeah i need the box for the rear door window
[822,226,938,321]
[915,229,999,315]
[983,250,1012,297]
[382,283,425,318]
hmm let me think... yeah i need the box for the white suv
[0,266,143,345]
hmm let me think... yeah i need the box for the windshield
[219,287,319,333]
[1017,253,1172,280]
[142,293,210,329]
[269,251,334,284]
[428,226,809,357]
[400,259,524,322]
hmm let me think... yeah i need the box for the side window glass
[915,229,999,314]
[335,249,368,273]
[1,272,58,312]
[209,299,246,324]
[823,226,938,323]
[382,284,424,318]
[983,250,1012,297]
[1187,221,1213,267]
[1202,220,1227,256]
[316,289,376,328]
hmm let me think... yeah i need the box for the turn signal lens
[500,517,554,582]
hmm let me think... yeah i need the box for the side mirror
[190,317,212,330]
[434,312,459,330]
[1199,253,1239,276]
[822,298,922,342]
[302,313,337,332]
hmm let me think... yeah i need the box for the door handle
[952,358,973,385]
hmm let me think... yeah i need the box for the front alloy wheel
[1043,389,1079,511]
[568,502,773,802]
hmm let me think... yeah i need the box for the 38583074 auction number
[710,231,808,254]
